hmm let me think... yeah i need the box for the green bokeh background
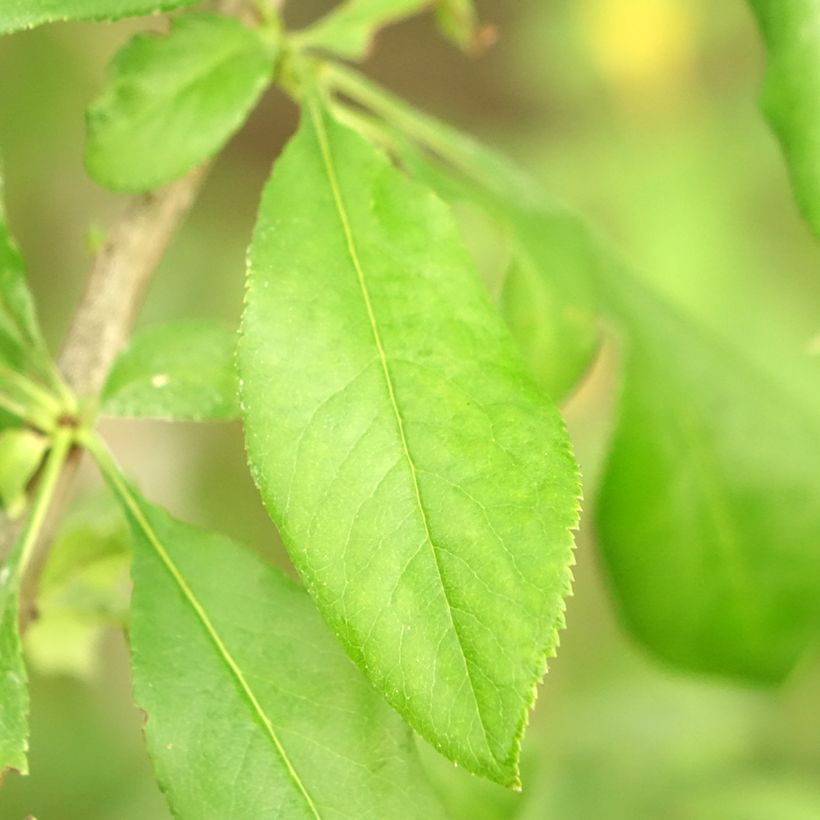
[1,1,819,817]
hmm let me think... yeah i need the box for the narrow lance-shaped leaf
[92,444,446,819]
[595,268,820,682]
[86,14,276,193]
[0,0,199,35]
[748,0,820,238]
[101,320,239,421]
[298,0,431,59]
[239,96,580,785]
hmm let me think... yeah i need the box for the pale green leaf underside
[112,478,445,819]
[748,0,820,238]
[0,429,47,514]
[299,0,430,59]
[596,271,820,682]
[239,99,580,785]
[0,0,198,34]
[101,320,239,421]
[86,14,275,192]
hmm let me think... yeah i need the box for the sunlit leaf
[101,465,446,818]
[86,14,276,192]
[0,561,27,778]
[299,0,430,59]
[101,320,239,421]
[0,0,199,35]
[595,269,820,682]
[239,97,580,785]
[748,0,820,238]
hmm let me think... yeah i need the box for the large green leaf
[94,452,445,818]
[595,269,820,682]
[239,97,580,785]
[298,0,430,59]
[748,0,820,238]
[0,0,199,34]
[86,14,276,192]
[101,320,239,421]
[326,67,601,400]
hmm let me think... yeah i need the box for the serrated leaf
[299,0,430,59]
[86,14,276,193]
[748,0,820,238]
[239,97,580,785]
[101,320,239,421]
[0,428,47,517]
[103,469,446,818]
[0,0,199,35]
[595,269,820,683]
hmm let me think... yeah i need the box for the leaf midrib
[307,95,497,767]
[106,464,321,819]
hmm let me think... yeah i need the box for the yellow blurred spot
[581,0,699,111]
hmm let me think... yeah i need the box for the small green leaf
[101,320,239,421]
[0,174,48,364]
[239,97,580,785]
[595,269,820,682]
[435,0,480,52]
[25,496,129,680]
[0,0,200,35]
[299,0,430,59]
[97,458,446,818]
[748,0,820,238]
[0,428,47,518]
[86,14,276,193]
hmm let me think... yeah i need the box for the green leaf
[595,269,820,683]
[298,0,431,59]
[86,14,276,193]
[101,320,239,421]
[0,0,199,35]
[748,0,820,238]
[25,496,130,680]
[239,97,580,785]
[435,0,480,51]
[0,428,47,518]
[94,452,446,818]
[398,146,601,400]
[0,565,27,778]
[0,174,48,363]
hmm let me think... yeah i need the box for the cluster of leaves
[1,0,819,816]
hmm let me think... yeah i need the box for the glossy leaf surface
[596,270,820,682]
[0,0,198,34]
[101,320,239,421]
[239,98,580,785]
[103,466,445,818]
[749,0,820,237]
[86,14,275,192]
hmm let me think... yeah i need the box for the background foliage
[1,0,819,817]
